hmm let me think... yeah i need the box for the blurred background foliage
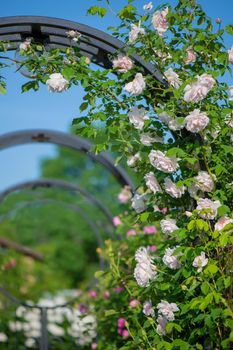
[0,131,135,302]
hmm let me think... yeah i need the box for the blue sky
[0,0,233,190]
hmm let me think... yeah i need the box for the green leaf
[205,264,219,275]
[201,282,209,295]
[21,80,39,92]
[226,25,233,36]
[105,309,117,317]
[87,6,107,17]
[0,85,6,94]
[62,66,75,80]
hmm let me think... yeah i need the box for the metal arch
[0,129,134,189]
[0,198,105,249]
[0,15,165,84]
[0,179,114,228]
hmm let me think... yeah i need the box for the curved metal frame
[0,15,165,84]
[0,129,134,189]
[0,198,105,248]
[0,178,114,227]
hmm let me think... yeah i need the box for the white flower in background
[118,185,132,204]
[192,252,208,272]
[66,30,81,42]
[184,47,196,64]
[157,111,172,125]
[152,7,169,36]
[214,217,233,231]
[48,324,64,337]
[129,23,145,43]
[144,172,162,194]
[112,55,133,73]
[143,2,153,11]
[140,133,163,146]
[143,300,155,316]
[184,74,215,103]
[149,150,179,173]
[131,193,147,213]
[160,218,178,234]
[195,171,214,192]
[19,38,31,51]
[162,247,181,269]
[225,115,233,128]
[134,247,157,287]
[124,73,146,96]
[196,198,221,220]
[185,109,209,133]
[127,153,141,167]
[156,316,168,336]
[128,106,149,129]
[25,338,36,348]
[229,86,233,101]
[157,300,179,321]
[0,333,7,342]
[168,118,185,131]
[228,46,233,64]
[46,73,68,93]
[164,68,181,89]
[164,178,185,198]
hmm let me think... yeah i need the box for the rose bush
[1,0,233,348]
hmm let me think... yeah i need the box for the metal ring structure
[0,129,134,189]
[0,198,105,249]
[0,16,165,84]
[0,178,114,228]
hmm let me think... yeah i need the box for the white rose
[168,118,185,131]
[124,73,146,96]
[184,74,215,103]
[162,247,181,269]
[127,153,141,167]
[149,150,179,173]
[140,133,163,146]
[156,316,167,336]
[128,106,149,129]
[129,23,145,43]
[152,7,169,36]
[185,109,209,133]
[134,247,157,287]
[192,251,208,272]
[198,73,215,90]
[144,172,162,193]
[157,300,179,321]
[164,178,185,198]
[66,30,81,42]
[46,73,68,93]
[118,185,132,204]
[229,86,233,101]
[19,38,31,51]
[131,193,147,213]
[196,198,221,220]
[112,55,133,73]
[157,111,172,124]
[143,300,155,316]
[228,46,233,64]
[164,68,181,89]
[195,171,214,192]
[160,218,178,234]
[0,333,7,342]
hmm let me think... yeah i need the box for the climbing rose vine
[1,0,233,349]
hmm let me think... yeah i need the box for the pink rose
[127,229,137,237]
[122,329,129,338]
[103,291,110,299]
[91,343,98,349]
[184,47,196,64]
[148,245,157,252]
[113,216,121,227]
[88,290,97,298]
[129,299,140,308]
[143,226,157,234]
[118,318,126,329]
[118,186,132,204]
[214,217,233,231]
[112,55,133,73]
